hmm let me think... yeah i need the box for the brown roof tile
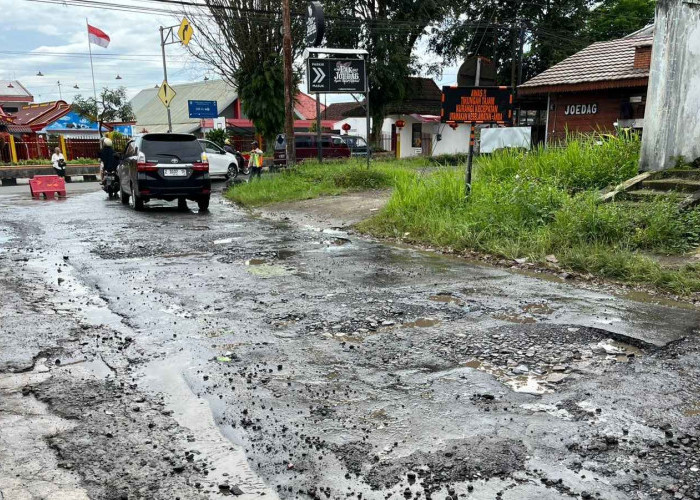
[519,34,653,94]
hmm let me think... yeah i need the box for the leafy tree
[72,87,134,137]
[324,0,452,143]
[184,0,306,148]
[205,128,228,148]
[585,0,655,41]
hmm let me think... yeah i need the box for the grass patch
[0,158,98,166]
[226,158,428,207]
[359,135,700,295]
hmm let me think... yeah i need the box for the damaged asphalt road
[0,184,699,500]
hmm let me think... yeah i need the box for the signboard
[158,80,176,108]
[305,1,324,47]
[188,100,218,119]
[564,103,598,115]
[441,86,513,124]
[307,58,366,93]
[178,17,193,46]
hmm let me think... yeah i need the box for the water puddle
[522,303,554,315]
[246,258,267,265]
[492,312,537,324]
[214,237,234,245]
[329,237,351,246]
[593,339,643,360]
[464,359,551,394]
[683,402,700,417]
[521,403,573,420]
[276,249,297,260]
[429,293,464,306]
[402,318,441,328]
[245,261,296,278]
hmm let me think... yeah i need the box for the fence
[370,133,393,152]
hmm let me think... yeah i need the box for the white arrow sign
[313,67,326,84]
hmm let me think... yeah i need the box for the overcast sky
[1,0,458,106]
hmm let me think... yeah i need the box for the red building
[518,27,652,143]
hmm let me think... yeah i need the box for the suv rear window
[141,134,202,163]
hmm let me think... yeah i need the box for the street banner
[441,86,513,124]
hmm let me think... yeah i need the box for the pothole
[402,318,441,328]
[429,293,464,306]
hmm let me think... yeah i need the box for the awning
[409,114,441,123]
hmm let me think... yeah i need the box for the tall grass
[360,135,700,294]
[226,158,424,206]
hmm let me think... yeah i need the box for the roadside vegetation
[225,158,426,206]
[0,158,98,166]
[227,136,700,295]
[360,135,700,295]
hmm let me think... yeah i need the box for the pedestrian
[248,141,263,181]
[99,137,117,184]
[51,146,66,177]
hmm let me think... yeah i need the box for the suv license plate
[163,168,187,177]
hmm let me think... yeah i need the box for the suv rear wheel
[197,195,210,212]
[177,197,188,211]
[129,183,144,211]
[120,184,130,205]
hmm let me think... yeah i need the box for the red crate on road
[29,175,67,199]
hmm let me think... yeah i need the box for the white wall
[640,0,700,170]
[332,118,371,139]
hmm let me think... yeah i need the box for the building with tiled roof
[11,101,72,132]
[519,26,653,142]
[0,80,33,114]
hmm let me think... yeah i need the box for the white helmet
[103,138,113,147]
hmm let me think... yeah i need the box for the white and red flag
[87,24,110,48]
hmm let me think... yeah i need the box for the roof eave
[518,77,649,95]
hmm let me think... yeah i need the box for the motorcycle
[102,169,120,199]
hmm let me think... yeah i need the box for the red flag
[87,24,110,48]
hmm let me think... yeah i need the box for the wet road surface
[1,182,699,500]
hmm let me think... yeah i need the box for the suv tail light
[136,151,158,171]
[193,152,209,171]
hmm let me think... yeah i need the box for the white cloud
[0,0,205,102]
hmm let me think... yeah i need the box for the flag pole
[86,18,98,105]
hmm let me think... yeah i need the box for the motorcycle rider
[99,137,117,185]
[223,138,235,155]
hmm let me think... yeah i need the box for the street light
[73,84,79,89]
[115,74,122,80]
[36,71,44,76]
[7,82,14,88]
[203,76,209,81]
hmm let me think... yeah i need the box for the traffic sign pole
[160,26,173,132]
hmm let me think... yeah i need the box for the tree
[429,0,592,86]
[72,87,135,137]
[585,0,655,42]
[205,128,228,147]
[324,0,452,143]
[183,0,306,148]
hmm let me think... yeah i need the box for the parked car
[273,133,351,166]
[340,135,371,158]
[117,133,211,212]
[198,139,241,179]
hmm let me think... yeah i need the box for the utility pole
[57,81,62,100]
[517,22,525,86]
[465,57,481,196]
[282,0,296,166]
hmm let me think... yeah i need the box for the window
[411,123,422,148]
[141,134,202,163]
[203,141,223,154]
[295,135,315,148]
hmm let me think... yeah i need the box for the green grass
[359,135,700,295]
[225,158,428,207]
[0,158,98,166]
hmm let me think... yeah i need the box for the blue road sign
[188,100,218,119]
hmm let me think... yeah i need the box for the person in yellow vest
[248,141,263,181]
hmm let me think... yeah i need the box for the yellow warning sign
[158,80,176,108]
[178,17,193,46]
